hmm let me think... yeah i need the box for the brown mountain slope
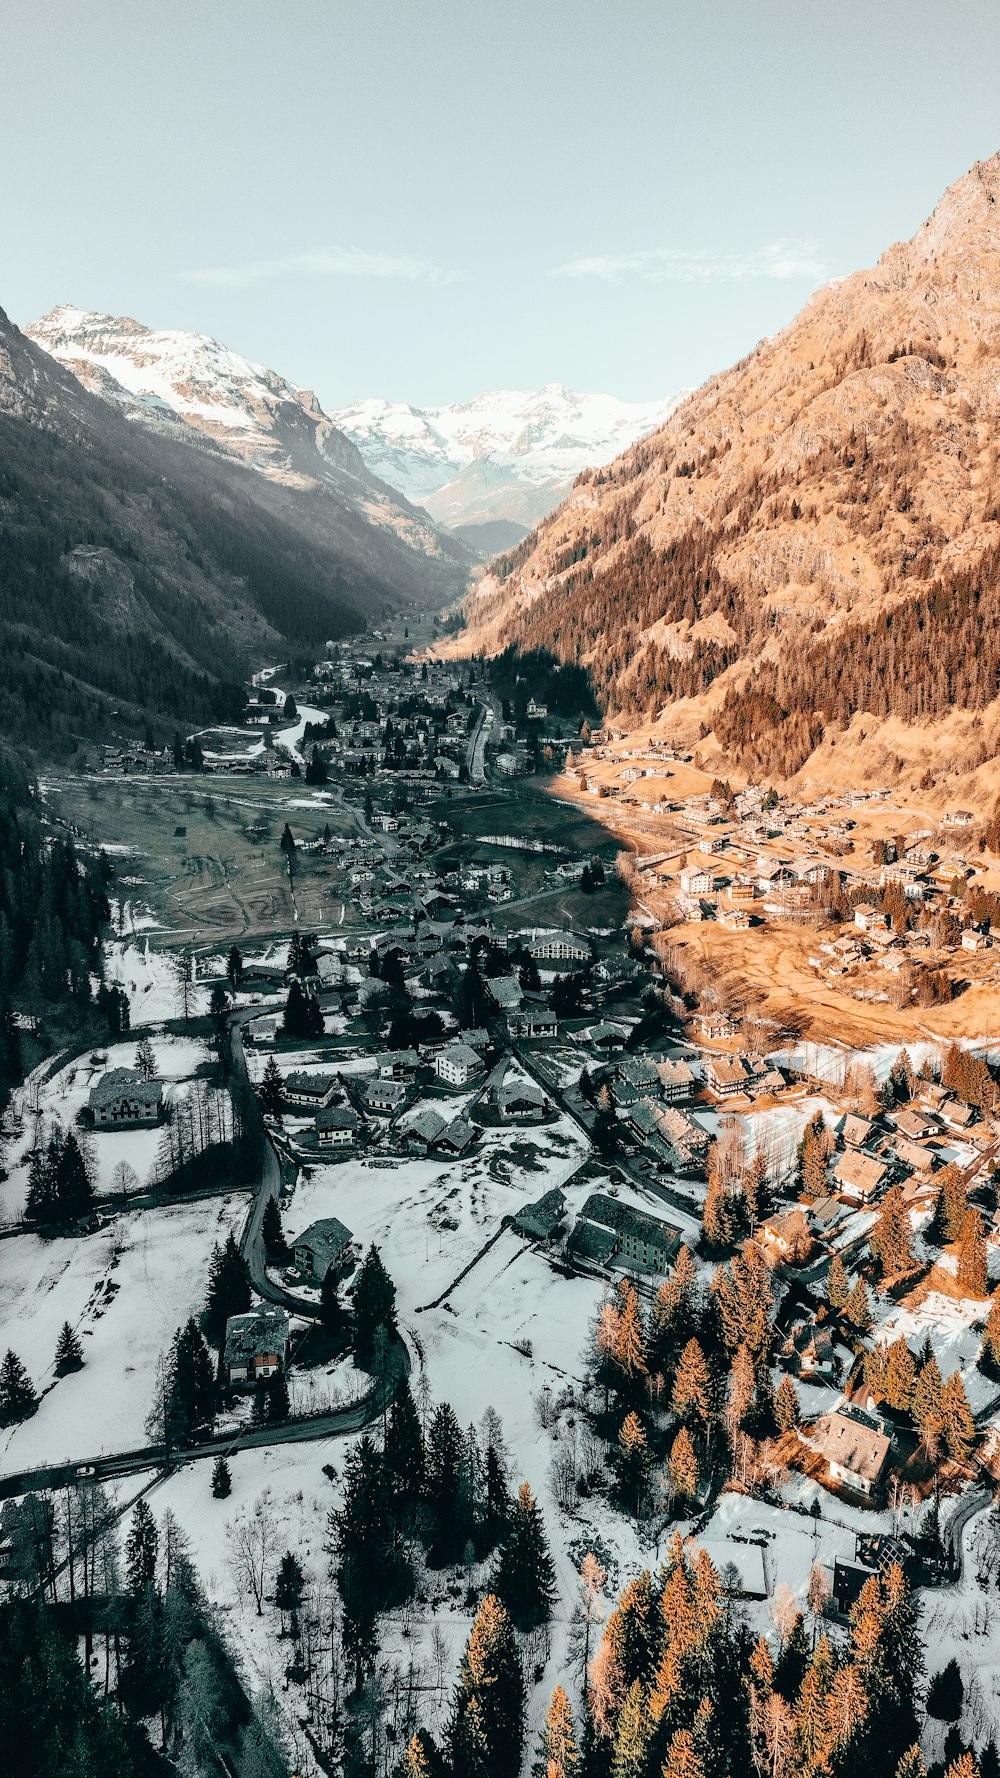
[453,154,1000,803]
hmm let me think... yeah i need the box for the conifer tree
[930,1164,969,1245]
[536,1685,578,1778]
[980,1293,1000,1373]
[55,1132,93,1219]
[53,1320,84,1374]
[941,1370,975,1462]
[164,1318,216,1446]
[203,1233,252,1347]
[0,1349,37,1426]
[844,1274,873,1335]
[125,1498,159,1595]
[25,1141,59,1224]
[661,1728,704,1778]
[883,1337,916,1410]
[615,1412,649,1515]
[927,1659,964,1722]
[612,1281,647,1394]
[913,1355,946,1459]
[134,1037,157,1080]
[261,1192,286,1257]
[724,1342,757,1443]
[775,1372,800,1431]
[610,1679,652,1778]
[258,1057,285,1118]
[957,1208,989,1297]
[870,1184,916,1278]
[211,1455,231,1498]
[648,1246,698,1380]
[667,1425,698,1512]
[385,1376,426,1505]
[449,1595,525,1778]
[275,1550,304,1629]
[493,1483,556,1630]
[826,1253,850,1312]
[481,1407,513,1552]
[320,1267,350,1346]
[671,1337,712,1429]
[426,1402,464,1564]
[353,1244,397,1367]
[895,1750,928,1778]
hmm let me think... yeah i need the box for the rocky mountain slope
[0,305,431,753]
[454,155,1000,801]
[332,385,680,541]
[27,306,470,596]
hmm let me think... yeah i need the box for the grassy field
[45,775,360,948]
[430,781,623,858]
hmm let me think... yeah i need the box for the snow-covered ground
[0,1193,247,1476]
[103,937,210,1023]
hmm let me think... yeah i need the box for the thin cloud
[181,247,465,290]
[551,240,826,285]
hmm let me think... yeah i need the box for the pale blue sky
[4,0,1000,408]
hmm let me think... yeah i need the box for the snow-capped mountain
[331,385,684,538]
[26,307,468,581]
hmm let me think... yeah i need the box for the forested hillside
[0,306,456,754]
[453,155,1000,789]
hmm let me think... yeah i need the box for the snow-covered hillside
[25,307,465,573]
[332,384,684,533]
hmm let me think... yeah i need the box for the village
[5,620,1000,1772]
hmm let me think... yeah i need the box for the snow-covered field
[0,1193,247,1476]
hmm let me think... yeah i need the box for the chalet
[376,1049,421,1079]
[698,1011,739,1042]
[496,1078,548,1120]
[854,904,890,933]
[962,928,990,953]
[88,1069,163,1127]
[780,1321,838,1382]
[315,1106,361,1147]
[436,1117,476,1156]
[759,1209,814,1267]
[224,1307,289,1389]
[400,1108,447,1154]
[703,1055,750,1097]
[655,1057,695,1101]
[838,1113,875,1149]
[528,929,590,964]
[364,1077,407,1115]
[680,868,715,896]
[941,1098,977,1131]
[808,1407,890,1496]
[833,1150,887,1202]
[654,1103,710,1172]
[486,975,523,1012]
[893,1138,936,1175]
[284,1071,337,1109]
[891,1107,937,1140]
[293,1217,352,1283]
[436,1041,483,1087]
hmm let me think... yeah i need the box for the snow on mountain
[331,384,684,531]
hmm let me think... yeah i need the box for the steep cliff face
[453,156,1000,792]
[26,307,471,597]
[0,304,423,751]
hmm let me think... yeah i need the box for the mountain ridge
[447,153,1000,807]
[331,384,683,531]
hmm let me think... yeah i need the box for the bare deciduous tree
[228,1495,278,1616]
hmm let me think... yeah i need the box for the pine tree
[125,1498,159,1594]
[134,1037,157,1080]
[957,1208,989,1297]
[826,1253,850,1312]
[615,1412,649,1515]
[913,1355,946,1459]
[613,1282,647,1390]
[775,1373,800,1431]
[385,1376,425,1504]
[226,944,244,988]
[261,1193,286,1257]
[164,1318,216,1446]
[882,1337,916,1410]
[203,1233,252,1347]
[941,1370,975,1462]
[895,1750,927,1778]
[320,1267,350,1346]
[930,1164,969,1245]
[671,1338,712,1429]
[481,1408,513,1552]
[353,1244,397,1367]
[493,1482,556,1630]
[275,1550,304,1628]
[25,1142,59,1223]
[426,1402,464,1565]
[870,1185,916,1278]
[53,1320,84,1375]
[610,1679,652,1778]
[536,1685,578,1778]
[449,1595,525,1778]
[258,1057,285,1118]
[648,1245,698,1379]
[55,1132,93,1219]
[667,1426,699,1511]
[844,1274,873,1335]
[0,1350,37,1426]
[211,1455,231,1498]
[980,1293,1000,1373]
